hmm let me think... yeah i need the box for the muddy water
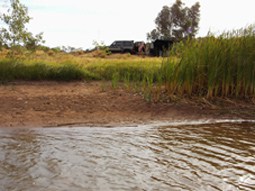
[0,122,255,191]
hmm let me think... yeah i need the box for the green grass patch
[0,59,97,81]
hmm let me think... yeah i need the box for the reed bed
[163,25,255,98]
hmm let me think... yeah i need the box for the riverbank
[0,81,254,128]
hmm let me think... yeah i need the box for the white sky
[19,0,255,49]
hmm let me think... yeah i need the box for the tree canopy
[0,0,44,49]
[147,0,200,42]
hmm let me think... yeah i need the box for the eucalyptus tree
[0,0,44,50]
[147,0,200,41]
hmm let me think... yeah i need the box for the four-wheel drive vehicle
[108,40,135,54]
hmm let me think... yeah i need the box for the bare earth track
[0,81,254,128]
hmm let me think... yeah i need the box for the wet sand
[0,81,254,128]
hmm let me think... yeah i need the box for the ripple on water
[0,121,255,191]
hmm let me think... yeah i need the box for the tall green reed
[162,25,255,98]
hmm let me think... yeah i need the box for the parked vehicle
[108,40,135,54]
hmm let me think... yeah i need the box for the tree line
[0,0,201,52]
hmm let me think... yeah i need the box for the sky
[16,0,255,49]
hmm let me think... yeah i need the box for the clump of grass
[162,25,255,99]
[111,71,119,88]
[84,61,162,83]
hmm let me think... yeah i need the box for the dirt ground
[0,81,254,128]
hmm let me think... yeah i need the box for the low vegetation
[0,50,163,83]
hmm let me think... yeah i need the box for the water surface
[0,121,255,191]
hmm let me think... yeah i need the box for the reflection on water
[0,122,255,191]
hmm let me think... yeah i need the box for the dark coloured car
[108,40,135,54]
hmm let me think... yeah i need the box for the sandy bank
[0,81,254,128]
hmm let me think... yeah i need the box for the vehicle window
[124,42,132,46]
[111,42,117,46]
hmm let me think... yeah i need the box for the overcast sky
[19,0,255,49]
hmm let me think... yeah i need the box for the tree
[0,0,44,50]
[147,0,200,41]
[146,29,160,41]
